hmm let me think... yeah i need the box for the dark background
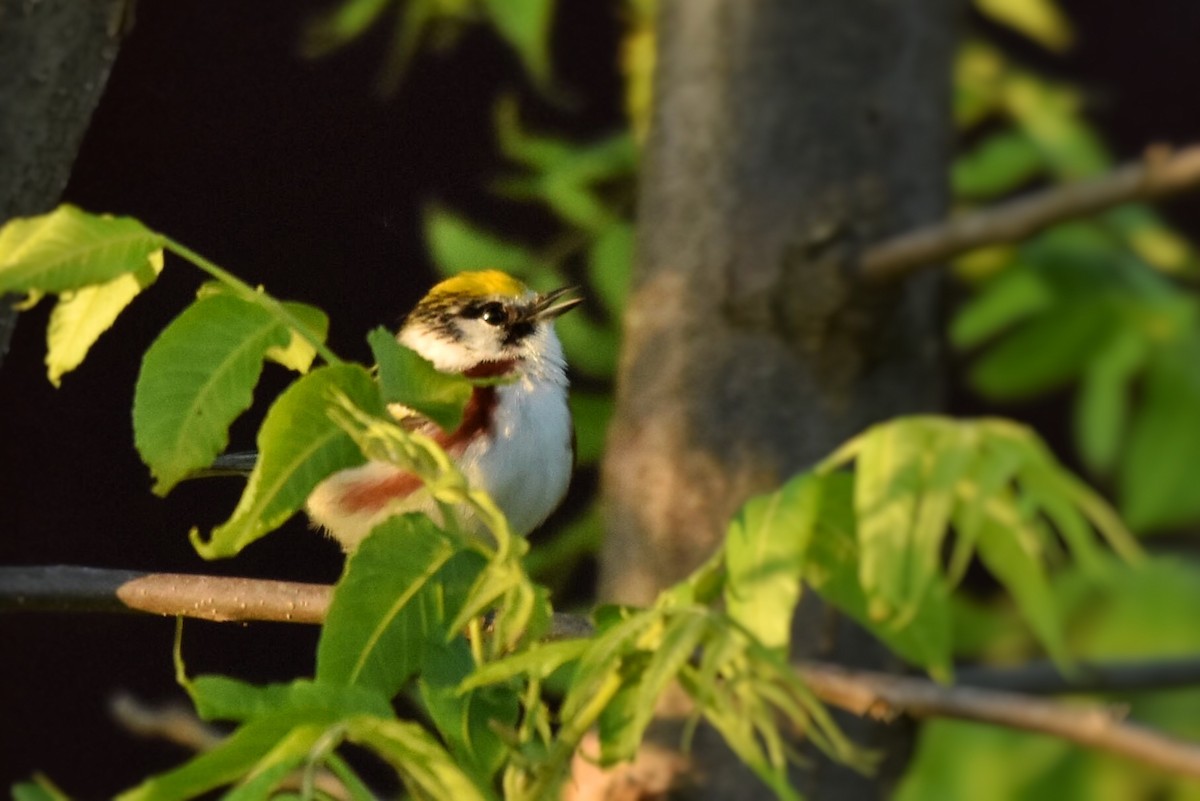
[1,0,1198,794]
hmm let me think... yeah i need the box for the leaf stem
[164,238,343,367]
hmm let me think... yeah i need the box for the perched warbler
[305,270,581,551]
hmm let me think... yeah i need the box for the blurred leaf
[194,364,384,559]
[45,251,162,386]
[482,0,556,90]
[1074,329,1147,472]
[369,327,473,432]
[954,42,1007,128]
[1004,76,1108,179]
[0,205,165,295]
[724,473,819,651]
[220,724,327,801]
[587,221,633,317]
[424,206,537,280]
[11,776,69,801]
[300,0,393,58]
[974,0,1073,51]
[953,130,1045,198]
[568,391,613,465]
[950,264,1052,348]
[555,310,620,378]
[1121,341,1200,532]
[968,298,1112,399]
[133,294,291,496]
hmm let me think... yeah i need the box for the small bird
[305,270,581,551]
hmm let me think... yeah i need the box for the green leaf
[804,472,954,679]
[968,299,1112,398]
[117,716,307,801]
[482,0,555,90]
[346,716,495,801]
[266,301,330,373]
[973,500,1070,667]
[195,364,384,559]
[45,250,162,386]
[0,205,165,295]
[368,327,473,432]
[952,130,1045,198]
[11,776,69,801]
[950,264,1052,349]
[724,473,819,651]
[587,222,632,317]
[458,638,588,691]
[1121,344,1200,531]
[568,391,613,465]
[134,294,291,495]
[974,0,1073,51]
[554,309,620,378]
[317,516,485,697]
[418,638,519,781]
[424,206,536,280]
[221,724,327,801]
[1074,328,1147,473]
[186,676,392,723]
[599,611,709,763]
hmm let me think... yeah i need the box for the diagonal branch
[861,143,1200,284]
[7,565,1200,779]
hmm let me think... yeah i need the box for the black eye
[479,302,507,326]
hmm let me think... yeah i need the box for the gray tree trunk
[600,1,956,798]
[0,0,127,366]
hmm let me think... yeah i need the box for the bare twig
[861,143,1200,284]
[798,661,1200,779]
[8,565,1200,779]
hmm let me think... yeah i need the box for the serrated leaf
[1121,344,1200,531]
[0,205,165,294]
[45,251,162,386]
[346,717,494,801]
[725,473,819,651]
[368,327,473,432]
[424,206,536,280]
[317,516,485,697]
[482,0,555,90]
[194,364,384,559]
[968,299,1112,398]
[134,294,291,495]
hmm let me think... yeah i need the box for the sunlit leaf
[194,364,384,559]
[221,724,326,801]
[134,294,291,496]
[482,0,556,90]
[974,0,1073,51]
[953,130,1045,198]
[346,716,494,801]
[265,302,329,373]
[0,205,165,295]
[45,251,162,386]
[724,473,819,651]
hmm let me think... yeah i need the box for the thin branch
[861,143,1200,284]
[9,565,1200,779]
[957,657,1200,695]
[797,661,1200,779]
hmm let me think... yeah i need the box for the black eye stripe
[461,301,509,326]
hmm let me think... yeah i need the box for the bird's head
[398,270,581,380]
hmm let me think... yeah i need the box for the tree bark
[0,0,128,366]
[600,1,956,798]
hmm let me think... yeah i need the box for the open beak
[530,286,583,321]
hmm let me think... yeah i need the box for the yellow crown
[427,270,530,301]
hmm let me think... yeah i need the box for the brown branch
[798,661,1200,779]
[861,143,1200,284]
[8,566,1200,779]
